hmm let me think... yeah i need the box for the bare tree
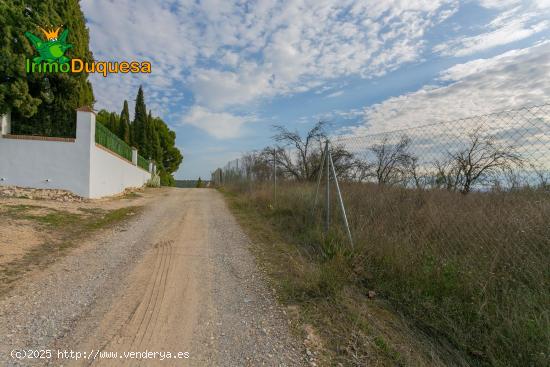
[330,143,360,179]
[530,163,550,190]
[406,156,426,189]
[435,128,523,194]
[265,146,304,180]
[370,135,415,185]
[240,151,273,181]
[433,158,462,191]
[271,121,327,181]
[270,121,362,181]
[346,153,375,182]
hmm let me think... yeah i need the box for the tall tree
[157,121,183,186]
[108,112,119,134]
[1,0,95,137]
[133,86,147,149]
[150,117,163,164]
[96,109,110,127]
[119,100,130,144]
[142,109,153,158]
[94,86,183,186]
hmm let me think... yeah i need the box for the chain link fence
[213,103,549,192]
[211,103,550,259]
[334,104,549,191]
[213,103,550,361]
[212,104,550,244]
[211,103,550,366]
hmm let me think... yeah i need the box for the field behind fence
[212,104,550,367]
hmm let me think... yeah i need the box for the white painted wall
[0,108,151,198]
[90,145,151,198]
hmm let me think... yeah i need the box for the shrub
[146,173,161,188]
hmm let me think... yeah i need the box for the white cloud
[82,0,459,131]
[81,0,195,118]
[478,0,550,9]
[181,106,252,139]
[434,0,550,57]
[349,41,550,135]
[81,0,548,142]
[197,0,458,107]
[478,0,522,8]
[326,90,344,98]
[189,65,273,110]
[434,18,548,57]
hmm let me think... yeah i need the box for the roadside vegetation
[226,182,549,367]
[0,203,141,296]
[219,120,549,367]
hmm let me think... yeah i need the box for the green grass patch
[3,204,41,215]
[85,207,138,230]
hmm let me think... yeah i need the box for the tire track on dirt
[136,240,174,350]
[127,241,168,351]
[86,244,164,366]
[51,189,306,367]
[87,240,171,367]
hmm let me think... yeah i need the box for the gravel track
[0,188,306,366]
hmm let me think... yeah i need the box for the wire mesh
[212,104,550,191]
[330,103,550,191]
[211,103,550,255]
[210,103,550,366]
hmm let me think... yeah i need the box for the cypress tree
[108,112,119,134]
[142,110,153,158]
[133,86,147,151]
[92,85,183,186]
[119,100,130,144]
[0,1,43,118]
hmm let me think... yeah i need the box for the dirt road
[0,189,306,366]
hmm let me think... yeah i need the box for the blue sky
[80,0,550,179]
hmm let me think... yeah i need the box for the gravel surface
[191,188,306,366]
[0,188,307,366]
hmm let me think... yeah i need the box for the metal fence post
[325,140,330,234]
[273,148,277,205]
[312,142,327,217]
[328,148,354,249]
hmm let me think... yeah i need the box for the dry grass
[225,182,550,367]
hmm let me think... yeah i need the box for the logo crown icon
[38,26,62,40]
